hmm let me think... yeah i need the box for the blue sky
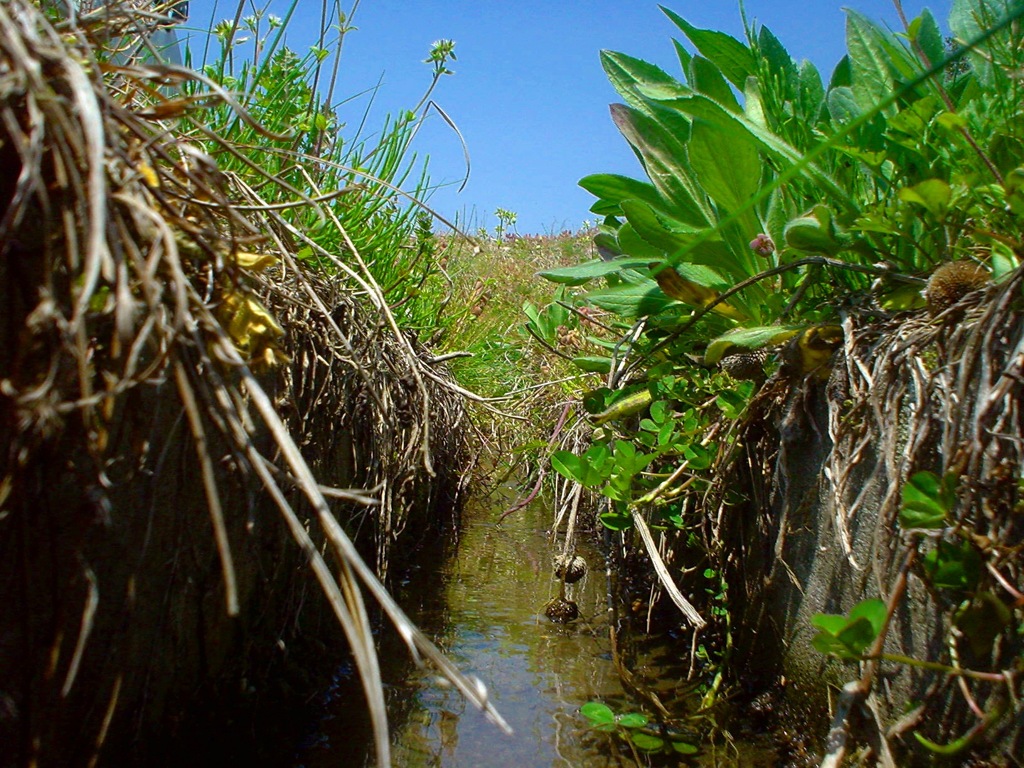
[182,1,952,235]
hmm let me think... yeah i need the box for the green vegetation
[580,701,700,757]
[439,225,598,398]
[534,0,1024,755]
[180,12,459,343]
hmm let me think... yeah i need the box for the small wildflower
[749,233,775,257]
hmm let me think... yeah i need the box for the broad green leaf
[811,630,860,659]
[810,613,849,636]
[887,95,940,137]
[585,280,675,318]
[538,257,651,285]
[899,470,953,529]
[743,76,767,127]
[658,261,732,290]
[599,509,634,530]
[758,26,798,94]
[828,54,852,89]
[621,200,706,254]
[642,90,853,210]
[609,103,711,226]
[522,301,543,329]
[551,451,585,485]
[990,241,1020,278]
[579,174,669,214]
[834,616,879,656]
[914,9,945,68]
[784,204,845,255]
[797,60,826,124]
[661,7,756,89]
[899,179,951,218]
[616,222,665,260]
[581,701,616,726]
[811,599,884,660]
[601,50,687,113]
[949,0,1010,84]
[649,399,670,422]
[600,50,694,140]
[716,388,750,419]
[954,592,1011,657]
[687,118,761,216]
[630,732,665,751]
[704,325,799,364]
[616,713,649,729]
[690,56,740,112]
[923,539,982,592]
[594,232,623,260]
[846,10,896,116]
[572,356,613,374]
[848,598,887,636]
[672,741,700,755]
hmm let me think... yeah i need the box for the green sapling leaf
[616,713,649,729]
[630,731,665,751]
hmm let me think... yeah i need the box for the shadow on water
[294,484,781,767]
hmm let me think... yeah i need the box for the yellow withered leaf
[232,250,279,272]
[136,161,159,188]
[654,266,747,321]
[217,290,287,368]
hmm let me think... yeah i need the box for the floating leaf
[630,731,665,751]
[616,713,649,729]
[672,740,700,755]
[581,701,618,732]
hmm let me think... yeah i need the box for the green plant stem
[870,653,1010,683]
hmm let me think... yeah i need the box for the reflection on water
[297,486,779,767]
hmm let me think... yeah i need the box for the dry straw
[0,1,509,764]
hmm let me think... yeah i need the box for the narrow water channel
[295,484,780,767]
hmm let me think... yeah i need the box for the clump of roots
[0,2,506,765]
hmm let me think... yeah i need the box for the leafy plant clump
[534,0,1024,758]
[0,3,515,765]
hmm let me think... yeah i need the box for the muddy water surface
[296,487,778,767]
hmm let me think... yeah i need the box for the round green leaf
[580,701,615,726]
[616,713,649,729]
[630,731,665,751]
[671,740,700,754]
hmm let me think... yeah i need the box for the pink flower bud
[749,233,775,257]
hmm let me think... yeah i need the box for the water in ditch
[295,483,784,767]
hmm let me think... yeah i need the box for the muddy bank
[0,2,468,764]
[719,280,1024,764]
